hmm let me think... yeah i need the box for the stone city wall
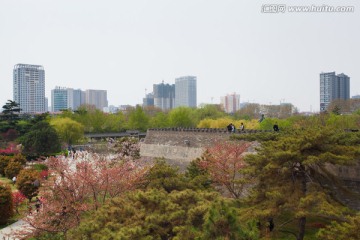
[140,128,360,209]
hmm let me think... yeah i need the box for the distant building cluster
[143,76,197,111]
[220,93,240,114]
[320,72,350,112]
[51,87,108,112]
[12,63,108,113]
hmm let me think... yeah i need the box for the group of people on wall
[226,114,280,133]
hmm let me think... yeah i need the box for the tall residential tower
[320,72,350,111]
[153,82,175,110]
[175,76,197,108]
[13,64,46,113]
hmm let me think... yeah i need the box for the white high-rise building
[13,64,46,114]
[175,76,197,108]
[221,93,240,114]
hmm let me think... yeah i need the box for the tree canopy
[243,127,360,240]
[19,121,61,157]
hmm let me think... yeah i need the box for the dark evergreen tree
[19,121,61,157]
[243,127,360,240]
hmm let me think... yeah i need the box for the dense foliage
[0,183,13,225]
[16,169,40,201]
[242,127,360,240]
[19,121,61,157]
[68,160,259,240]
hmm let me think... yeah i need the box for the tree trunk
[297,167,307,240]
[297,216,306,240]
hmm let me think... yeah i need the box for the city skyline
[1,1,359,112]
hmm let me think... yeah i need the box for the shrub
[12,191,26,214]
[11,154,27,165]
[4,161,23,179]
[16,169,40,201]
[39,170,49,180]
[32,163,48,172]
[0,183,14,225]
[0,155,11,176]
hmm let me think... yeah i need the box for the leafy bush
[4,160,23,179]
[11,154,27,165]
[16,169,40,201]
[12,191,26,214]
[0,183,14,225]
[0,155,11,176]
[32,163,49,172]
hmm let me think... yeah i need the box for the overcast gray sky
[1,0,359,112]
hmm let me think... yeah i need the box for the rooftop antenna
[145,88,147,96]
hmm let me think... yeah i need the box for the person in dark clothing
[259,114,265,123]
[227,123,233,133]
[35,197,42,212]
[273,123,279,132]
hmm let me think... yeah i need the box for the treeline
[1,99,360,156]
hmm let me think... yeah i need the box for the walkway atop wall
[148,128,273,134]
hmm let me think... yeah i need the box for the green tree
[317,214,360,240]
[168,107,195,127]
[0,183,13,225]
[127,105,149,131]
[50,117,84,145]
[203,200,259,240]
[194,104,226,121]
[1,100,21,123]
[20,121,61,157]
[69,188,220,240]
[102,112,126,132]
[144,158,188,193]
[149,111,169,128]
[243,127,360,240]
[16,168,40,201]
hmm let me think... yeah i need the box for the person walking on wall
[239,122,245,132]
[273,123,279,132]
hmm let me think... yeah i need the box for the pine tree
[243,127,360,240]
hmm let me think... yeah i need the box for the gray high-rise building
[175,76,197,108]
[51,87,85,112]
[143,92,154,108]
[73,89,85,110]
[85,89,108,110]
[13,64,46,113]
[153,82,175,110]
[320,72,350,111]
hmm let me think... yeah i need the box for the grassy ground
[0,176,17,191]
